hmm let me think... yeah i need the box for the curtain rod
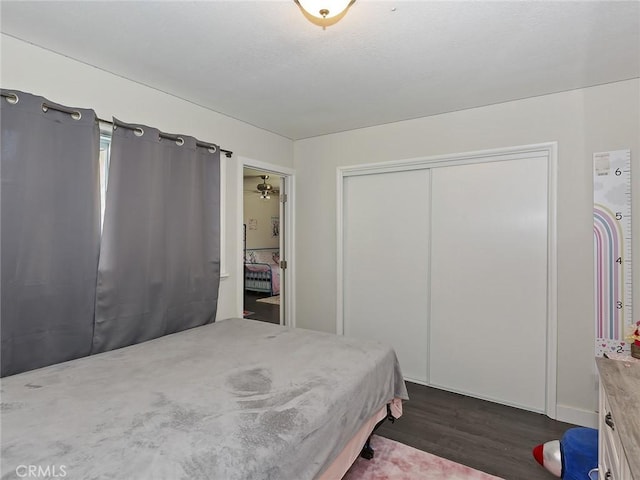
[1,91,233,158]
[98,118,232,158]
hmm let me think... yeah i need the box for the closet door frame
[336,142,558,419]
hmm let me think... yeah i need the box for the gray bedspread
[1,318,407,480]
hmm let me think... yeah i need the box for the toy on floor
[532,427,598,480]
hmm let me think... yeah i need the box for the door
[278,176,286,325]
[242,168,283,325]
[429,156,549,412]
[340,146,554,415]
[343,169,431,383]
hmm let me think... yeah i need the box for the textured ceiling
[1,1,639,140]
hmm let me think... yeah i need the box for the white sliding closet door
[429,157,548,412]
[343,169,430,383]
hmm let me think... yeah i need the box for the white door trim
[238,157,296,327]
[336,142,558,419]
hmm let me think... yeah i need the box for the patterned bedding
[245,248,280,295]
[1,318,408,480]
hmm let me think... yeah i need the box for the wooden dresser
[596,357,640,480]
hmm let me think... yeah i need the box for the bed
[244,248,280,295]
[1,318,408,480]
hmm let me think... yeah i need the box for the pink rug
[342,435,503,480]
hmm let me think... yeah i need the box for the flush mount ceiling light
[294,0,356,29]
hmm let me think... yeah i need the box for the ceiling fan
[255,175,279,199]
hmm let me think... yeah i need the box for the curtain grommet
[41,102,82,120]
[175,137,184,146]
[134,127,144,137]
[3,93,19,105]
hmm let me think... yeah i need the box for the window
[99,133,111,229]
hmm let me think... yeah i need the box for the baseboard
[555,405,598,428]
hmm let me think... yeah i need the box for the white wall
[243,177,280,249]
[293,79,640,424]
[1,35,294,320]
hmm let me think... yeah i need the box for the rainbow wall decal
[593,149,632,357]
[593,205,624,340]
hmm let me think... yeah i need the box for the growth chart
[594,149,633,356]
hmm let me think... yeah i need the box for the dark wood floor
[377,382,575,480]
[243,290,280,324]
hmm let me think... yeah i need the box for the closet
[339,144,556,415]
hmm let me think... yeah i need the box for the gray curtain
[1,90,100,377]
[92,120,221,353]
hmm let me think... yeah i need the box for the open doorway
[242,168,283,324]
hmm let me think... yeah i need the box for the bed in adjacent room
[244,248,281,295]
[1,318,407,480]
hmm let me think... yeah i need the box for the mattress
[1,318,407,480]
